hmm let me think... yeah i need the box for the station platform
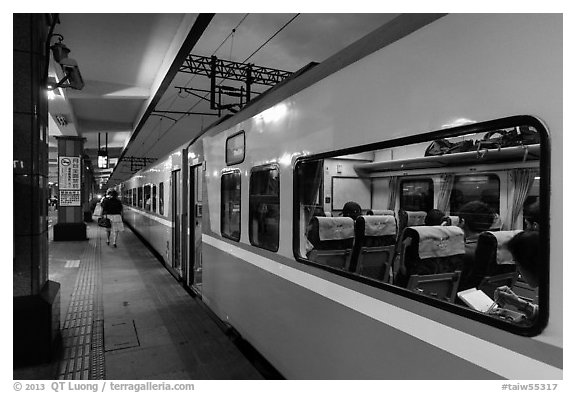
[14,213,278,380]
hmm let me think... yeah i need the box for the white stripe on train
[203,233,561,380]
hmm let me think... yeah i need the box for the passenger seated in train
[523,201,540,232]
[425,209,445,226]
[456,201,497,289]
[341,201,363,220]
[493,231,540,322]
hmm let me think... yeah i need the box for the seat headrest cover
[488,230,523,264]
[447,215,460,226]
[411,226,465,259]
[316,216,355,241]
[362,215,397,236]
[371,209,395,216]
[407,211,427,226]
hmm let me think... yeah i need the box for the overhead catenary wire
[142,14,300,157]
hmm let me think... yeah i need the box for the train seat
[306,216,355,269]
[396,225,466,287]
[468,230,522,289]
[441,215,460,226]
[350,215,397,282]
[367,209,395,216]
[397,210,427,240]
[407,271,462,303]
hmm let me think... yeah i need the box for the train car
[121,14,562,379]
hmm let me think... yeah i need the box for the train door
[187,164,203,293]
[171,169,182,275]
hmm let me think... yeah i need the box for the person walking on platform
[101,188,124,247]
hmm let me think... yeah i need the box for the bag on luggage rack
[477,127,541,150]
[424,139,453,156]
[425,138,475,156]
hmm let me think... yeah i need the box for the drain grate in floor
[104,319,140,352]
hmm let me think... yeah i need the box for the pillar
[13,13,61,367]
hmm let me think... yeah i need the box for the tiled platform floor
[14,218,273,380]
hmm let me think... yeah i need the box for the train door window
[152,185,157,213]
[144,185,151,211]
[249,164,280,252]
[450,174,500,215]
[221,171,241,241]
[400,179,433,212]
[137,187,143,208]
[132,188,136,206]
[159,182,164,215]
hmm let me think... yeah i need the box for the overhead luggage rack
[354,144,540,174]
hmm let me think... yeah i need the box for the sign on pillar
[53,137,87,241]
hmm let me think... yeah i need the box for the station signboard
[58,156,81,206]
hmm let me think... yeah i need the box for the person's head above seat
[342,201,362,220]
[457,201,494,236]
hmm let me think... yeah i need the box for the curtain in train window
[249,165,280,252]
[505,168,539,230]
[221,171,241,241]
[295,160,324,257]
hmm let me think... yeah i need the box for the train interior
[296,124,542,326]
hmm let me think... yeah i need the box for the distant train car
[121,14,561,379]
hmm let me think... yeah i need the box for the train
[118,14,562,379]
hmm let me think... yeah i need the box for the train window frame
[221,170,241,242]
[249,163,280,253]
[226,131,246,165]
[292,115,550,337]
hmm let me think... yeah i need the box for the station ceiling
[47,13,397,188]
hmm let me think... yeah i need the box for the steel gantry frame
[178,54,292,113]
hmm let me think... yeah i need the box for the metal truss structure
[178,54,292,114]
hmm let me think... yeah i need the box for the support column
[53,136,88,241]
[13,13,61,367]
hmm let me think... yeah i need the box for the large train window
[221,170,241,241]
[451,174,500,215]
[400,179,433,211]
[294,117,548,335]
[249,164,280,252]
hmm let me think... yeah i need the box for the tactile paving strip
[57,228,106,380]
